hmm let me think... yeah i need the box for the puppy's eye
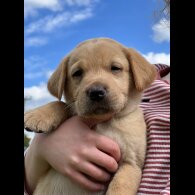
[72,69,83,78]
[111,65,122,72]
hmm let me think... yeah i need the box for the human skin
[25,116,121,194]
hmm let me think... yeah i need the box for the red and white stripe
[138,64,170,195]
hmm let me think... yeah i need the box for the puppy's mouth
[93,107,110,114]
[76,96,116,122]
[80,103,115,120]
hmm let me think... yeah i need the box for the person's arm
[24,116,121,194]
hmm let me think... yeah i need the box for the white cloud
[24,0,61,18]
[24,83,56,111]
[25,37,48,47]
[24,83,51,101]
[24,0,98,19]
[24,0,99,47]
[152,18,170,43]
[25,9,93,35]
[25,69,53,81]
[143,52,170,65]
[69,9,92,22]
[25,72,45,79]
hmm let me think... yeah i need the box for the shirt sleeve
[138,64,170,195]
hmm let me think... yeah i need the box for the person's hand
[25,116,121,193]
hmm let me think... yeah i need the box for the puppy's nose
[87,86,107,102]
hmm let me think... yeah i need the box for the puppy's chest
[95,120,136,164]
[94,112,147,166]
[95,122,124,143]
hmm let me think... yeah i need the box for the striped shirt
[138,64,170,195]
[24,64,170,195]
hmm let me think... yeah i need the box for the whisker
[64,100,77,113]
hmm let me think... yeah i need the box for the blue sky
[24,0,170,113]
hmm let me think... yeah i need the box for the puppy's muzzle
[86,85,107,102]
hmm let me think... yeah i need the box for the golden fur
[24,38,156,195]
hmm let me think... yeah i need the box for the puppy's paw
[24,101,68,133]
[24,111,53,133]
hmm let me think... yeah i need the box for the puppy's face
[48,38,156,120]
[66,40,131,119]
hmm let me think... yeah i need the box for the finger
[88,148,118,173]
[78,161,111,182]
[66,168,105,192]
[96,135,121,162]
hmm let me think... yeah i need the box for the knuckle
[80,147,89,157]
[85,133,95,142]
[70,155,80,166]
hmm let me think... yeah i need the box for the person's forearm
[24,136,50,194]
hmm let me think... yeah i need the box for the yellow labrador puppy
[24,38,156,195]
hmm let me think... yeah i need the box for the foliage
[24,133,31,149]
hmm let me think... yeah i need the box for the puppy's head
[48,38,156,120]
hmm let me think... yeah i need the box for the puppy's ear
[47,57,69,100]
[125,48,157,91]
